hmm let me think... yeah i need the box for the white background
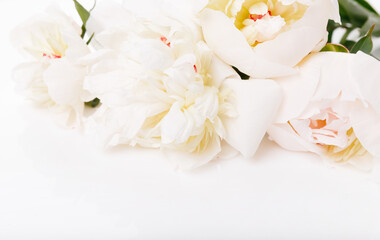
[1,1,380,239]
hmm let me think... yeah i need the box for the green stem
[340,28,354,45]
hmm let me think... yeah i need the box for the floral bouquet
[11,0,380,170]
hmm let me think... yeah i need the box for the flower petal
[253,27,322,67]
[267,123,317,152]
[162,133,221,170]
[350,52,380,117]
[350,103,380,158]
[274,60,320,123]
[254,0,339,67]
[221,79,282,158]
[43,59,85,106]
[200,9,296,78]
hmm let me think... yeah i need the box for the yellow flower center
[207,0,309,46]
[26,25,68,59]
[325,129,369,164]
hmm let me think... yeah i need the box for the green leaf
[360,13,380,37]
[338,0,377,28]
[86,33,95,45]
[354,0,378,15]
[321,44,349,53]
[327,19,341,43]
[232,66,250,80]
[85,98,100,108]
[342,40,357,51]
[73,0,90,38]
[351,25,375,54]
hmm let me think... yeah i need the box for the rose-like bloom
[11,7,94,126]
[200,0,340,78]
[268,52,380,169]
[84,2,282,169]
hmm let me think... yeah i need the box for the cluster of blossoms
[12,0,380,170]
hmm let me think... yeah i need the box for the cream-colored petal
[163,133,221,170]
[253,27,322,67]
[200,9,296,78]
[209,55,240,88]
[254,0,339,67]
[221,78,282,158]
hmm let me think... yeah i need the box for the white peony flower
[200,0,340,78]
[268,52,380,170]
[11,6,94,127]
[84,2,282,169]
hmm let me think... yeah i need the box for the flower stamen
[43,53,62,59]
[160,36,171,47]
[249,11,272,22]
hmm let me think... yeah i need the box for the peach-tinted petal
[274,61,320,123]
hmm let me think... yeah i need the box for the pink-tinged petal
[350,52,380,117]
[274,62,320,123]
[298,52,380,113]
[200,9,296,79]
[297,52,361,102]
[267,124,314,152]
[221,79,282,158]
[350,103,380,158]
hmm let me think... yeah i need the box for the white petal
[200,9,296,78]
[209,55,240,88]
[62,33,90,61]
[221,78,282,158]
[87,1,137,36]
[43,59,85,106]
[13,62,46,93]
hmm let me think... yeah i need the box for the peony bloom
[268,52,380,169]
[84,2,282,169]
[11,7,93,126]
[200,0,340,78]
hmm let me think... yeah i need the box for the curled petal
[267,123,319,153]
[200,9,296,78]
[350,103,380,158]
[254,0,339,67]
